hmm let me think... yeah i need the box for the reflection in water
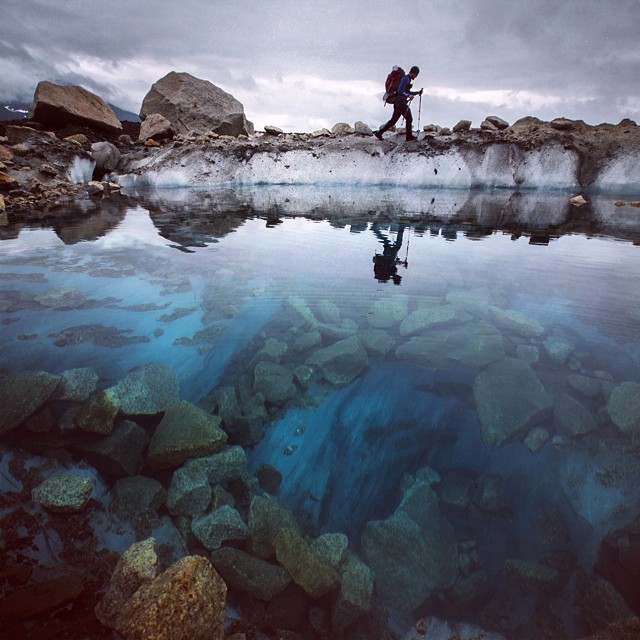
[1,187,640,639]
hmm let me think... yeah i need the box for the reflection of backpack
[383,66,405,104]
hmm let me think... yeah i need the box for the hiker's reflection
[372,223,408,285]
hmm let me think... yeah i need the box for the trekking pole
[417,94,422,135]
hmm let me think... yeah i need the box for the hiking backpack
[383,66,405,104]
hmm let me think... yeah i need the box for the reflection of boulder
[28,81,122,132]
[140,72,254,137]
[473,357,553,446]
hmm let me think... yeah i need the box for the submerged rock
[147,400,227,470]
[332,552,374,633]
[253,360,297,403]
[32,473,94,513]
[192,505,249,550]
[488,306,544,338]
[34,286,86,308]
[553,393,598,436]
[0,370,61,434]
[398,304,457,336]
[248,494,300,559]
[606,381,640,434]
[112,363,180,415]
[74,387,121,435]
[51,367,99,402]
[167,465,211,517]
[306,335,368,385]
[473,357,553,446]
[113,555,226,640]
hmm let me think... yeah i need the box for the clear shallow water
[1,187,640,638]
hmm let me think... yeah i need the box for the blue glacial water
[1,185,640,639]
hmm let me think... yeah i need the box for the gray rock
[543,336,574,364]
[91,141,121,172]
[311,533,349,568]
[167,465,211,517]
[29,81,122,132]
[112,363,180,415]
[359,328,396,356]
[553,393,597,436]
[367,295,409,328]
[140,71,254,137]
[485,115,510,130]
[138,113,176,141]
[524,426,550,452]
[147,400,227,470]
[488,306,544,338]
[399,305,457,336]
[264,125,283,136]
[606,381,640,434]
[274,527,340,598]
[210,546,291,601]
[74,420,148,477]
[452,119,472,132]
[192,505,249,550]
[51,367,99,402]
[396,322,504,370]
[0,370,61,434]
[354,121,373,135]
[185,445,247,484]
[331,122,355,135]
[473,357,553,446]
[253,360,297,403]
[74,388,121,435]
[331,552,374,633]
[516,344,539,364]
[248,494,299,559]
[306,335,368,385]
[95,538,159,628]
[32,473,94,513]
[567,373,602,398]
[112,475,166,519]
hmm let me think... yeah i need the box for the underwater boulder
[210,546,291,601]
[186,445,247,485]
[33,286,87,308]
[74,388,121,435]
[248,494,300,559]
[331,552,374,633]
[112,363,180,415]
[0,370,61,434]
[366,295,409,329]
[167,465,212,517]
[398,304,457,337]
[274,527,340,598]
[253,360,297,403]
[112,475,166,520]
[473,357,553,446]
[311,533,349,569]
[306,335,368,385]
[606,381,640,435]
[488,306,545,338]
[113,555,226,640]
[32,473,94,513]
[51,367,99,402]
[192,505,249,550]
[553,393,598,436]
[146,400,227,470]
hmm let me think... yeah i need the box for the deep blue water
[1,186,640,638]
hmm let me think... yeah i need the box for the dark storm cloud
[1,0,638,127]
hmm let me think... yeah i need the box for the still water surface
[1,187,639,638]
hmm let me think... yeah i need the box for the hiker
[372,223,407,284]
[375,66,423,142]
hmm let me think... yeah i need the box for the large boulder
[140,72,254,137]
[28,81,122,132]
[32,473,94,513]
[112,363,180,415]
[606,381,640,435]
[113,555,226,640]
[306,335,369,385]
[146,400,227,470]
[473,357,553,446]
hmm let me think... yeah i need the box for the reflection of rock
[32,473,94,513]
[210,546,291,601]
[112,363,179,415]
[606,381,640,435]
[473,357,553,446]
[147,400,227,470]
[306,335,368,385]
[113,555,226,640]
[0,369,61,434]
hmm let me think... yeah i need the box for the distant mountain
[108,104,140,123]
[0,100,140,123]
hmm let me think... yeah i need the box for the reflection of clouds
[1,228,64,253]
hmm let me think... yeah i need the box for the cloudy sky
[2,0,639,132]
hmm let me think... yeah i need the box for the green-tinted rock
[147,400,227,470]
[112,363,179,415]
[606,382,640,435]
[253,361,297,403]
[32,473,94,513]
[74,388,121,435]
[331,552,374,633]
[248,494,299,559]
[274,528,340,598]
[167,465,211,517]
[192,505,249,550]
[553,393,597,436]
[210,546,291,601]
[473,357,553,446]
[543,336,575,364]
[52,367,99,402]
[0,370,61,434]
[185,445,247,484]
[311,532,349,568]
[34,286,86,308]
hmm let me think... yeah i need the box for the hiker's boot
[374,130,384,140]
[406,135,417,142]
